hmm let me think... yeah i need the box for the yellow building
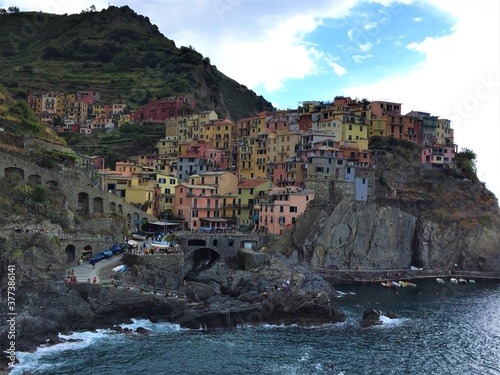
[155,173,178,217]
[236,179,274,227]
[125,176,157,215]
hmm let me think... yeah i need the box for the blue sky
[3,0,499,199]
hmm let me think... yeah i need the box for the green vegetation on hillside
[0,86,65,149]
[0,6,274,120]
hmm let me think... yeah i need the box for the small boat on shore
[151,240,171,249]
[381,282,393,288]
[399,281,417,287]
[119,265,128,274]
[113,265,125,273]
[436,278,445,284]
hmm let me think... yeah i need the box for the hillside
[0,6,274,120]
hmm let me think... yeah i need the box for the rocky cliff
[290,149,500,272]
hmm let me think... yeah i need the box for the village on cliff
[27,92,457,234]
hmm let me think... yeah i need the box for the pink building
[255,186,314,235]
[174,183,225,230]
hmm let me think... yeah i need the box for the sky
[3,0,499,199]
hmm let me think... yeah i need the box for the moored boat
[151,240,171,249]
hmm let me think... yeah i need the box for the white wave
[10,329,115,375]
[118,318,184,333]
[374,315,409,327]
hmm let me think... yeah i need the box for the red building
[131,96,195,122]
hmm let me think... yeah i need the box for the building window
[290,206,297,213]
[280,206,284,212]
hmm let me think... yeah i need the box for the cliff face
[294,198,500,271]
[291,150,500,272]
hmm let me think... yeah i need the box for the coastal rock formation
[360,309,397,328]
[290,149,500,273]
[0,234,345,356]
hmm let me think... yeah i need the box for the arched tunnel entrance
[184,247,221,281]
[64,244,76,263]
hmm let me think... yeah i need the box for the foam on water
[10,329,115,375]
[118,318,184,333]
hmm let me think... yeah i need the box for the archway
[28,174,42,184]
[93,196,104,214]
[64,244,76,263]
[184,247,221,281]
[4,167,24,182]
[78,192,90,216]
[109,201,116,212]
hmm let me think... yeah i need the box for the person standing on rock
[93,277,97,284]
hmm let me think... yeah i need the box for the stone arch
[93,196,104,214]
[184,247,221,281]
[78,192,90,216]
[109,201,116,212]
[64,244,76,263]
[28,174,42,184]
[46,180,58,187]
[240,240,259,251]
[118,204,123,214]
[5,167,24,182]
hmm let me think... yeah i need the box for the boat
[391,281,402,288]
[127,239,138,248]
[113,265,125,273]
[103,250,113,258]
[468,279,476,283]
[151,240,171,249]
[89,252,106,264]
[450,278,458,284]
[111,244,123,254]
[458,278,467,283]
[436,278,445,284]
[119,265,128,274]
[381,282,393,288]
[399,281,417,287]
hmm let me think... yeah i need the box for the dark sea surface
[11,280,500,375]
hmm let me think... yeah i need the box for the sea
[9,280,500,375]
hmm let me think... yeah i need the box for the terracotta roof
[238,179,270,188]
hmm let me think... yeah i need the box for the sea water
[10,280,500,375]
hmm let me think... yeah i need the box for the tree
[0,8,8,14]
[7,6,20,13]
[89,5,96,12]
[455,148,478,181]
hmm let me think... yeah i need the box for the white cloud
[328,61,348,76]
[413,17,423,22]
[343,0,500,198]
[359,42,373,51]
[352,54,373,63]
[394,40,403,46]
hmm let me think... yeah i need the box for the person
[93,277,97,284]
[87,278,91,283]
